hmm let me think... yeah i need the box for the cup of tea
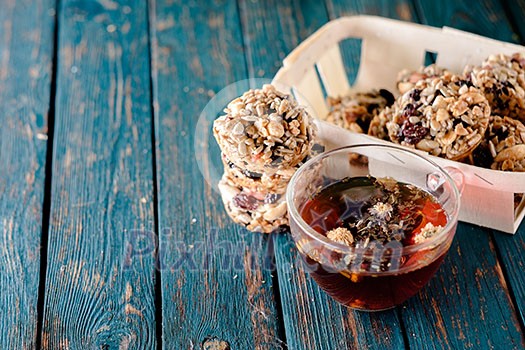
[286,144,463,311]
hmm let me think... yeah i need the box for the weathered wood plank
[503,0,525,42]
[149,1,281,348]
[0,0,55,348]
[402,225,524,349]
[239,1,409,348]
[399,0,525,347]
[41,1,157,348]
[414,0,518,42]
[240,0,325,81]
[492,226,525,332]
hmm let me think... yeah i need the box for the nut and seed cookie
[324,89,395,133]
[464,53,525,122]
[218,175,288,233]
[386,73,491,160]
[213,84,316,174]
[397,64,449,95]
[219,145,326,193]
[221,154,293,193]
[368,105,394,140]
[493,145,525,171]
[471,116,525,171]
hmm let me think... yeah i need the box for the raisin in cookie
[218,174,288,233]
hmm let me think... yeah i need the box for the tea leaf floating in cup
[301,175,447,250]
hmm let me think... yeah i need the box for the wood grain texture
[276,0,524,348]
[0,1,521,349]
[41,1,157,348]
[238,1,407,348]
[503,0,525,42]
[414,0,518,42]
[401,225,524,349]
[240,0,326,81]
[0,0,55,348]
[492,227,525,333]
[149,1,281,348]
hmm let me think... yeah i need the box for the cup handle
[444,166,465,195]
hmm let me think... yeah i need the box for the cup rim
[286,143,461,257]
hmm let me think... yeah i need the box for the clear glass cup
[286,144,463,311]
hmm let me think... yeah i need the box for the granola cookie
[221,154,294,193]
[324,89,394,133]
[397,64,449,95]
[218,175,288,233]
[368,106,394,140]
[213,84,316,173]
[493,145,525,171]
[464,53,525,122]
[471,116,525,171]
[387,73,491,160]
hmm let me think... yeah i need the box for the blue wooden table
[1,0,525,349]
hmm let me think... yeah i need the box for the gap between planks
[35,0,60,347]
[145,0,164,348]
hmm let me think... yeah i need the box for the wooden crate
[273,16,525,233]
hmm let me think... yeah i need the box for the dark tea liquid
[299,176,449,310]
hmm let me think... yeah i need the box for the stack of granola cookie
[213,84,317,233]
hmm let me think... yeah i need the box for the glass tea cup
[286,144,463,311]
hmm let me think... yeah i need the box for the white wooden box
[272,16,525,234]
